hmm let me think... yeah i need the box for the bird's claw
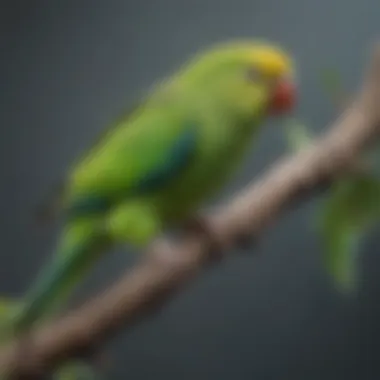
[183,215,225,262]
[183,215,257,259]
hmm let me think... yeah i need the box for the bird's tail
[17,219,109,332]
[0,219,109,379]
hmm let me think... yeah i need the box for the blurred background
[1,1,380,379]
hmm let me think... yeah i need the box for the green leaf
[318,173,380,293]
[54,361,102,380]
[284,118,314,152]
[321,223,362,293]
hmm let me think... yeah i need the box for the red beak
[268,79,296,115]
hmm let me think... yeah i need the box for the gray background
[1,1,380,379]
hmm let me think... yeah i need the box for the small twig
[2,42,380,380]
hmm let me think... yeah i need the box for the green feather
[13,218,108,332]
[67,120,198,218]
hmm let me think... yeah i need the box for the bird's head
[180,40,297,119]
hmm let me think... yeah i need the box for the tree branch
[2,43,380,380]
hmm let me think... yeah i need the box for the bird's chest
[193,119,254,187]
[158,117,257,221]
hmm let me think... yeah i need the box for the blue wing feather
[67,122,197,218]
[133,125,197,193]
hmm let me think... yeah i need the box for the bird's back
[66,81,261,224]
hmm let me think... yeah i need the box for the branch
[2,43,380,380]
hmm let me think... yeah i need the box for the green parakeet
[0,40,296,379]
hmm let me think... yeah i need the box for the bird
[0,39,297,380]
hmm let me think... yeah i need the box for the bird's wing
[67,106,199,217]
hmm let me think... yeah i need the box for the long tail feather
[13,219,109,333]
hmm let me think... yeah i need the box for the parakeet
[0,40,296,378]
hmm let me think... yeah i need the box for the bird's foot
[183,214,257,261]
[183,214,225,263]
